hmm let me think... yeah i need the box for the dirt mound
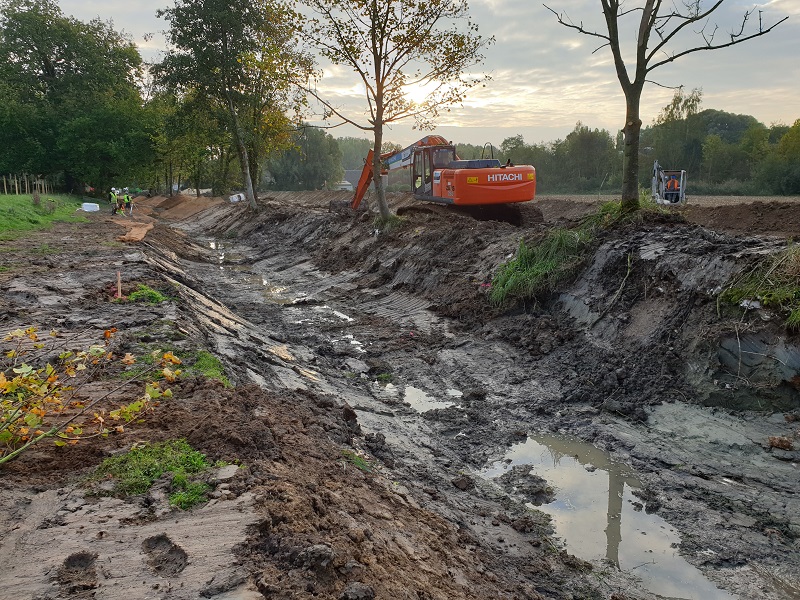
[684,199,800,237]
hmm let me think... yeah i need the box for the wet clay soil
[0,192,799,600]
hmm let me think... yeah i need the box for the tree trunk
[371,94,391,220]
[226,96,257,210]
[621,85,643,211]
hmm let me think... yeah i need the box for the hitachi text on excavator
[350,135,536,210]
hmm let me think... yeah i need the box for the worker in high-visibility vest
[666,175,680,202]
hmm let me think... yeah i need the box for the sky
[59,0,800,148]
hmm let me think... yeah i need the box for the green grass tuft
[128,284,168,304]
[490,228,593,306]
[91,439,210,499]
[341,449,374,472]
[190,350,231,387]
[721,244,800,330]
[169,477,210,510]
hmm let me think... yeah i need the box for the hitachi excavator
[350,135,536,210]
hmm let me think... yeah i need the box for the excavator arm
[351,135,451,210]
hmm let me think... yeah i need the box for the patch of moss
[128,284,169,304]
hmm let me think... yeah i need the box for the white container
[81,202,100,212]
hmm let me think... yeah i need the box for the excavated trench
[134,193,799,600]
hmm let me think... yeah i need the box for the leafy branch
[0,327,182,466]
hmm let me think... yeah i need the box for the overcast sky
[60,0,800,147]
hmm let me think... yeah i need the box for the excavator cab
[412,145,457,196]
[652,160,687,205]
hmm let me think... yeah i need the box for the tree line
[1,0,795,202]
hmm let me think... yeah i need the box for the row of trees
[0,0,792,208]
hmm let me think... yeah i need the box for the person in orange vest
[666,175,680,202]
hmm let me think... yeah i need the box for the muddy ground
[1,192,799,600]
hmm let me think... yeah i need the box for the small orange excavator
[350,135,536,210]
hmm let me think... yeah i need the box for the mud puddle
[404,385,460,412]
[481,433,736,599]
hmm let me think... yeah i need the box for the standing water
[481,434,735,600]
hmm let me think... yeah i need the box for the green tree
[546,0,786,211]
[0,0,152,190]
[650,87,702,170]
[267,126,343,190]
[338,137,374,170]
[155,0,314,209]
[302,0,493,219]
[562,122,618,188]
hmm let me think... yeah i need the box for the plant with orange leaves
[0,327,182,466]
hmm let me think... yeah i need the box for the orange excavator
[350,135,536,210]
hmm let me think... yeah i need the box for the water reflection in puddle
[210,239,225,268]
[482,434,735,600]
[404,386,457,412]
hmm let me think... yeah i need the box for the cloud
[56,0,800,145]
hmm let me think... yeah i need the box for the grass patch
[121,346,230,387]
[490,227,594,306]
[0,194,87,240]
[720,244,800,330]
[188,350,231,387]
[376,372,393,383]
[489,197,671,307]
[341,449,374,472]
[373,214,405,233]
[91,439,212,509]
[128,284,169,304]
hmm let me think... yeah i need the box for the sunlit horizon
[57,0,800,147]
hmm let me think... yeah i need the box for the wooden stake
[117,271,122,299]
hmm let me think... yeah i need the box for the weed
[128,284,168,304]
[341,448,374,472]
[721,244,800,330]
[373,214,405,232]
[91,439,210,499]
[490,228,592,306]
[0,266,8,273]
[490,198,673,307]
[376,373,393,383]
[34,243,57,255]
[169,478,210,510]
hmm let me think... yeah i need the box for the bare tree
[545,0,787,210]
[301,0,492,219]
